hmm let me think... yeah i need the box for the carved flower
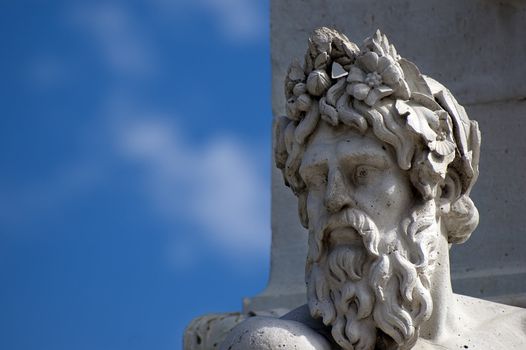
[428,131,455,156]
[422,111,457,179]
[346,51,410,106]
[428,113,455,157]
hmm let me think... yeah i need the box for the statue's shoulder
[456,293,526,323]
[219,315,333,350]
[453,294,526,348]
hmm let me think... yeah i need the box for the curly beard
[306,203,439,350]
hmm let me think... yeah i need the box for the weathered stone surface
[247,0,526,315]
[230,27,526,350]
[184,313,245,350]
[271,0,526,115]
[246,100,526,314]
[186,2,526,348]
[220,316,332,350]
[451,100,526,304]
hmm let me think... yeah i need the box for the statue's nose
[324,168,352,213]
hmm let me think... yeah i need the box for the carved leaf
[395,80,411,100]
[380,32,390,55]
[397,100,436,143]
[369,30,385,56]
[364,85,394,106]
[377,56,393,74]
[331,61,348,79]
[347,66,365,83]
[398,58,433,96]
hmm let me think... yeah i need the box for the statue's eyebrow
[299,146,390,181]
[339,149,389,169]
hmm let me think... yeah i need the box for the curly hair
[274,28,481,245]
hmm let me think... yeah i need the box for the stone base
[184,313,245,350]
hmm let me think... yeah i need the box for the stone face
[221,28,526,350]
[186,2,526,348]
[245,0,526,316]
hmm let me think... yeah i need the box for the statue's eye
[354,165,377,185]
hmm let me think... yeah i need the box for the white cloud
[0,112,271,265]
[203,0,266,41]
[70,3,157,77]
[68,0,265,76]
[116,117,271,261]
[155,0,266,42]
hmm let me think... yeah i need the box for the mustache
[309,208,380,263]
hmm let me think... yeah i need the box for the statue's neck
[418,222,457,342]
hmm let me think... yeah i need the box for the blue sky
[0,1,271,349]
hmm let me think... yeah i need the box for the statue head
[274,28,481,349]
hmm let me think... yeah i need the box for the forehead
[301,122,394,168]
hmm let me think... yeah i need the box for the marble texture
[244,0,526,315]
[184,313,245,350]
[220,28,526,350]
[185,2,526,348]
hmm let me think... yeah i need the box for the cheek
[356,190,396,219]
[382,183,407,207]
[357,174,413,226]
[378,177,413,216]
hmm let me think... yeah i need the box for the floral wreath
[283,28,480,195]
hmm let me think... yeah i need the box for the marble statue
[220,28,526,350]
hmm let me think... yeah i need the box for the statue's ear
[439,170,462,214]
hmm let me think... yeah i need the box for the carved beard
[306,203,439,350]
